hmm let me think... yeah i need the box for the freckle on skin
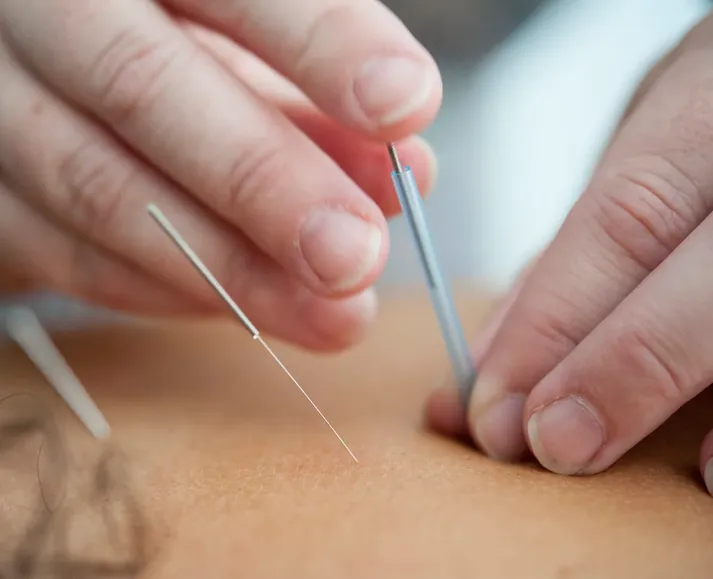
[30,101,44,116]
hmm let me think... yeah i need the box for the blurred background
[1,0,712,330]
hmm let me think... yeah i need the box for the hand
[0,0,441,351]
[427,12,713,491]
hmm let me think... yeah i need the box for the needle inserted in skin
[147,204,358,463]
[5,307,111,440]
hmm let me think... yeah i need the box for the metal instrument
[387,143,476,404]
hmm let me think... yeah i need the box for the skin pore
[2,291,713,578]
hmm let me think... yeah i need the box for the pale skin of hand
[428,11,713,495]
[0,0,442,351]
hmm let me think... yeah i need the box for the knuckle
[88,27,183,123]
[221,142,287,216]
[593,156,704,272]
[522,302,581,360]
[292,4,356,74]
[56,139,130,236]
[616,324,690,404]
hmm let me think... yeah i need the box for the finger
[2,180,378,350]
[467,40,713,462]
[426,296,520,439]
[523,212,713,475]
[699,428,713,496]
[0,44,377,350]
[183,21,438,216]
[425,251,541,446]
[0,182,193,315]
[178,20,304,103]
[169,0,442,137]
[425,388,470,440]
[1,0,389,297]
[470,249,545,363]
[284,111,437,217]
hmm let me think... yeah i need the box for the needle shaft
[256,336,358,463]
[147,205,258,336]
[147,204,358,463]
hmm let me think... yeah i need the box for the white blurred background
[1,0,711,331]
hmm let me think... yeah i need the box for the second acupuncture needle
[147,204,358,464]
[5,307,111,440]
[387,143,476,404]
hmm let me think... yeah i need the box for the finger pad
[426,388,469,438]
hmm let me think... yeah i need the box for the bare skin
[2,293,713,579]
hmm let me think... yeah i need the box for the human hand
[427,12,713,491]
[0,0,441,351]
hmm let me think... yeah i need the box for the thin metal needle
[147,204,358,463]
[387,143,403,173]
[5,306,111,440]
[147,205,258,336]
[256,336,358,463]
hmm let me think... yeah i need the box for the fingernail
[300,209,382,292]
[705,459,713,496]
[527,396,605,475]
[474,393,527,461]
[354,56,435,126]
[426,386,469,438]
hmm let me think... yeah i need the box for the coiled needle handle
[387,143,476,404]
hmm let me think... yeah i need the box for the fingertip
[298,286,380,352]
[358,58,443,140]
[469,393,529,462]
[425,387,469,439]
[525,395,606,476]
[298,206,390,296]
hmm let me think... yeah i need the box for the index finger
[467,42,713,462]
[1,0,391,296]
[168,0,442,138]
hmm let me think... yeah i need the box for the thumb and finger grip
[525,211,713,475]
[466,29,713,469]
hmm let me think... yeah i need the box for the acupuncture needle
[387,143,476,405]
[146,204,358,464]
[5,306,111,440]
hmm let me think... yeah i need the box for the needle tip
[387,143,402,173]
